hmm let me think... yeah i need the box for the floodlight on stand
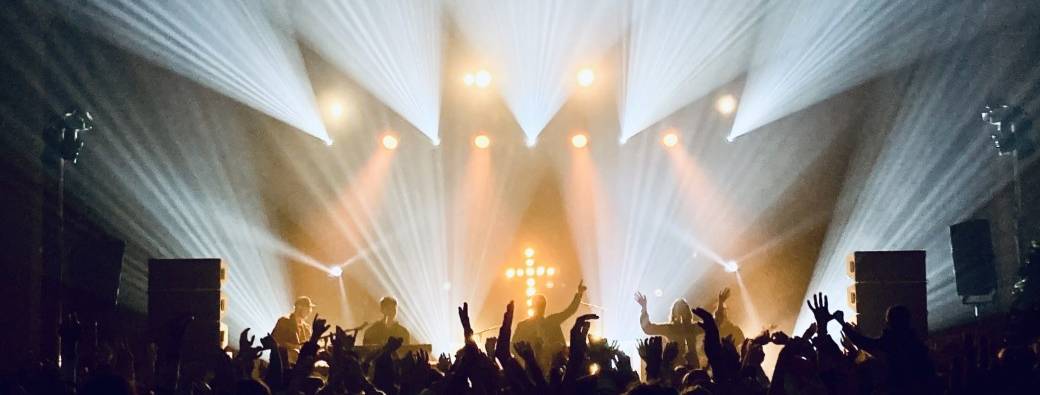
[982,104,1033,156]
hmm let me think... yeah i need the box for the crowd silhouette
[4,284,1040,395]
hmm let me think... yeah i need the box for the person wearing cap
[363,296,411,346]
[271,296,316,363]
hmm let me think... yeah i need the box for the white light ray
[59,0,329,142]
[450,0,624,144]
[618,0,765,142]
[794,37,1039,335]
[730,0,1005,139]
[295,0,443,144]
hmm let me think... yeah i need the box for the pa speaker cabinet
[149,258,227,291]
[846,250,926,283]
[949,219,997,296]
[847,282,927,338]
[148,290,227,328]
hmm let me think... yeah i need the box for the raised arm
[635,292,669,336]
[548,280,587,324]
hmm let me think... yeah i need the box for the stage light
[524,247,535,257]
[474,134,491,149]
[505,268,515,278]
[525,267,535,276]
[526,278,535,287]
[463,73,475,86]
[653,289,663,297]
[517,267,525,275]
[589,362,600,375]
[474,70,492,88]
[525,137,538,148]
[662,132,679,147]
[525,258,535,266]
[526,287,536,297]
[382,134,399,150]
[328,266,343,277]
[527,308,535,317]
[571,133,589,148]
[526,299,533,307]
[715,94,737,115]
[325,139,334,146]
[546,281,554,288]
[442,281,452,291]
[723,260,739,273]
[546,267,556,276]
[536,266,545,276]
[328,101,345,120]
[577,68,595,87]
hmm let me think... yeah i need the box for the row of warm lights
[372,130,683,151]
[325,91,736,149]
[463,67,596,89]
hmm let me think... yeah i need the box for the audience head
[380,296,398,320]
[885,305,911,331]
[80,373,135,395]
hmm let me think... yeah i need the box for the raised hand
[436,353,452,373]
[802,322,818,339]
[634,292,648,309]
[260,333,277,351]
[663,341,680,365]
[807,292,832,335]
[458,302,474,340]
[310,314,330,342]
[691,307,717,333]
[833,310,846,325]
[384,336,404,353]
[718,288,731,304]
[495,301,515,361]
[514,341,536,362]
[238,328,263,360]
[771,331,790,345]
[484,337,497,357]
[569,314,599,347]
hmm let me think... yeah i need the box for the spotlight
[328,100,345,119]
[325,139,334,146]
[571,133,588,148]
[662,132,679,147]
[474,70,492,88]
[723,260,739,273]
[463,73,475,86]
[505,268,515,278]
[536,266,545,276]
[328,266,343,277]
[527,308,535,317]
[474,134,491,149]
[653,289,663,297]
[442,281,452,291]
[525,267,535,276]
[715,94,738,115]
[525,258,535,266]
[526,299,533,307]
[525,137,538,147]
[526,287,536,297]
[526,278,535,287]
[381,134,399,150]
[546,267,556,276]
[577,68,595,87]
[524,247,535,258]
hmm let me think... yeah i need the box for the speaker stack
[846,251,928,337]
[148,258,229,357]
[949,219,997,302]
